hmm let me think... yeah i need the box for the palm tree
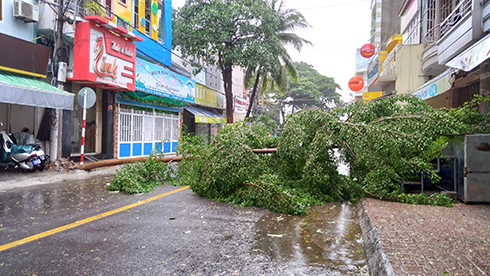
[244,0,311,119]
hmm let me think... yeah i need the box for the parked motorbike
[0,130,49,172]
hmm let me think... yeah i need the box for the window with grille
[143,114,154,142]
[423,0,436,43]
[133,0,138,30]
[119,112,132,142]
[404,13,420,45]
[105,0,112,17]
[171,117,179,141]
[144,0,151,35]
[155,116,164,141]
[118,105,179,155]
[132,114,143,142]
[164,117,172,141]
[157,0,165,43]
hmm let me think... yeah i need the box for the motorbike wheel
[25,161,37,173]
[38,159,46,172]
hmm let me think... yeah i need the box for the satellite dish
[77,87,96,109]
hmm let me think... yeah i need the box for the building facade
[0,0,74,160]
[364,0,489,116]
[411,0,489,113]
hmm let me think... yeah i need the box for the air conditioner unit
[13,0,39,23]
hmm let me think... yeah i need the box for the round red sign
[360,43,375,58]
[348,76,364,92]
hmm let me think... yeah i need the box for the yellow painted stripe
[0,65,47,78]
[0,185,190,252]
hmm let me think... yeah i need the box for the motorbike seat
[26,143,41,150]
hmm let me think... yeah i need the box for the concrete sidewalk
[0,166,119,191]
[358,197,490,276]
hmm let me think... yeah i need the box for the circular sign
[360,43,375,58]
[348,76,364,92]
[152,2,158,15]
[77,87,96,109]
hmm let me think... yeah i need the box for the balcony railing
[379,47,396,77]
[422,24,441,47]
[440,0,472,39]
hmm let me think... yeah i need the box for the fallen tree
[108,95,489,214]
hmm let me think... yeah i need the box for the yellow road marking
[0,185,190,252]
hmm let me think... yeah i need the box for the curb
[356,199,395,276]
[0,166,119,191]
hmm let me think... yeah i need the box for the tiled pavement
[358,197,490,276]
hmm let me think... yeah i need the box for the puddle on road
[0,176,115,216]
[254,202,369,275]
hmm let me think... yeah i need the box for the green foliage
[173,0,277,122]
[115,95,489,214]
[107,153,173,194]
[275,61,341,113]
[244,0,311,118]
[397,193,455,207]
[248,114,279,134]
[447,94,490,133]
[84,0,105,16]
[174,95,481,214]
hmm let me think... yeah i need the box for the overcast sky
[172,0,372,102]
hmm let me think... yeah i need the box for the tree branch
[244,182,268,193]
[368,115,436,125]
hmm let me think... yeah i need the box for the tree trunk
[246,72,261,118]
[223,64,234,123]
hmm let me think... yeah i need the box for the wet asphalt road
[0,175,369,275]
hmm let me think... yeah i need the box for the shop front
[0,32,74,156]
[115,92,182,158]
[445,33,490,113]
[182,84,226,143]
[68,15,142,159]
[112,58,196,158]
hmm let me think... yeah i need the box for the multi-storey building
[1,0,235,162]
[413,0,489,114]
[365,0,489,115]
[0,0,74,159]
[0,0,260,164]
[367,0,427,97]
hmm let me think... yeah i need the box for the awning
[411,68,456,100]
[184,106,226,124]
[0,70,74,110]
[446,33,490,72]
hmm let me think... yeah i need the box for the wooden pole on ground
[81,156,182,171]
[81,148,278,171]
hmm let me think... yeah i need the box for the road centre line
[0,185,190,252]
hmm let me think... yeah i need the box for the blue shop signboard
[135,58,196,103]
[412,68,454,101]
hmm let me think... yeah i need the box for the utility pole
[50,0,66,161]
